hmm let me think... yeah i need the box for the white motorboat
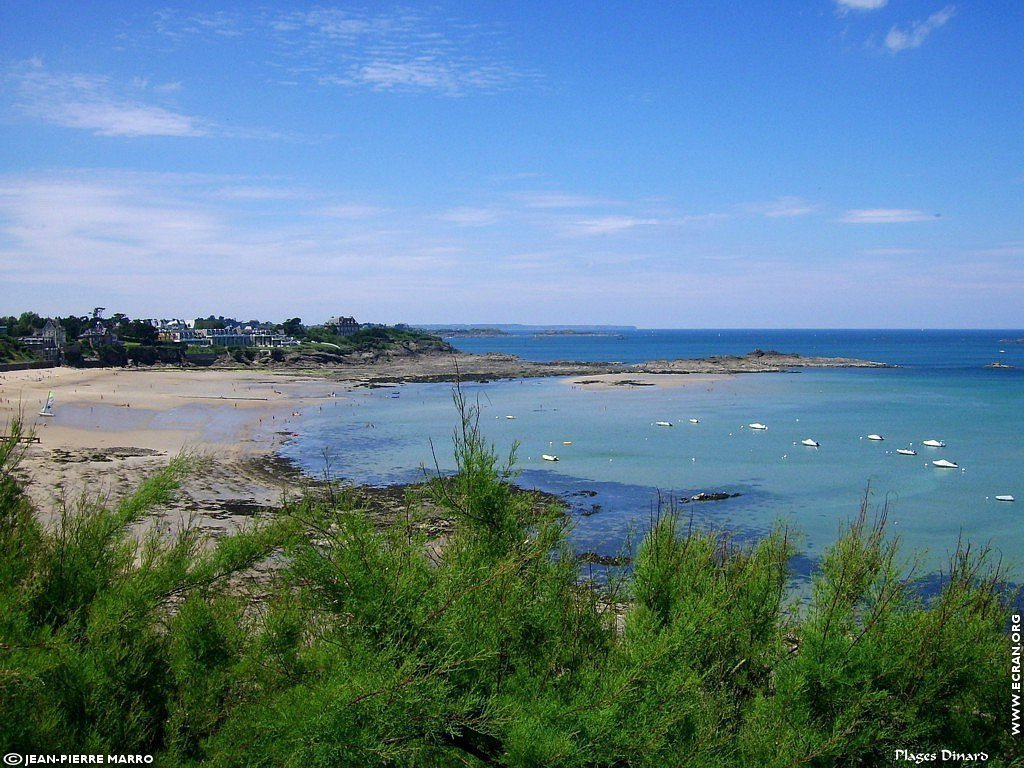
[689,418,699,424]
[995,495,1015,502]
[922,439,946,448]
[896,448,917,456]
[866,434,884,441]
[801,439,820,447]
[541,454,559,462]
[655,421,673,427]
[748,423,768,430]
[932,459,958,469]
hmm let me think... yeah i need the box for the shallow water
[279,330,1024,576]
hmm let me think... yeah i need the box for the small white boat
[38,390,55,417]
[866,434,884,441]
[896,448,917,456]
[505,415,516,420]
[655,421,673,427]
[748,423,768,430]
[562,441,573,445]
[689,418,699,424]
[541,454,559,462]
[801,439,820,447]
[922,439,946,448]
[995,495,1015,502]
[932,459,958,469]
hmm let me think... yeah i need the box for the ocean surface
[279,330,1024,579]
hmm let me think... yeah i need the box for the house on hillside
[325,315,359,336]
[18,318,66,362]
[78,322,119,347]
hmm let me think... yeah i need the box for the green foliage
[0,407,1017,765]
[303,325,452,354]
[0,336,38,363]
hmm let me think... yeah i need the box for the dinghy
[38,391,55,417]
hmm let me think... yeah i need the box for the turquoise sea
[279,330,1024,579]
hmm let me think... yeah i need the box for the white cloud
[440,207,504,226]
[561,216,661,237]
[152,7,535,97]
[515,191,618,209]
[745,196,818,218]
[10,61,207,137]
[839,209,937,224]
[861,247,927,256]
[885,5,956,53]
[315,203,389,219]
[835,0,888,12]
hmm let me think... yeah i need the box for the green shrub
[0,406,1016,765]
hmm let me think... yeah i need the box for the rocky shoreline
[217,347,890,386]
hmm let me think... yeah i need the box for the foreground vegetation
[0,403,1017,765]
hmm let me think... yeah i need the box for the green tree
[281,317,304,337]
[59,315,90,339]
[13,311,43,336]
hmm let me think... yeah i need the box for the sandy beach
[0,366,340,535]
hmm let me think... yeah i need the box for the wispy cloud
[152,9,249,40]
[560,216,662,238]
[885,5,956,53]
[9,60,206,137]
[839,208,937,224]
[744,196,818,218]
[440,207,505,226]
[835,0,888,13]
[515,191,619,209]
[151,7,535,97]
[860,247,928,257]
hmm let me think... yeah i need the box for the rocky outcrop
[631,349,890,374]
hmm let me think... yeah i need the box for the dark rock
[682,491,741,503]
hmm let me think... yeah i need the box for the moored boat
[896,448,917,456]
[801,438,820,447]
[932,459,958,469]
[541,454,559,462]
[867,434,884,441]
[995,495,1015,502]
[748,423,768,430]
[922,439,946,448]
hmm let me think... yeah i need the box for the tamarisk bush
[0,403,1016,766]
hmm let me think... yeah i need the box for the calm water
[279,330,1024,576]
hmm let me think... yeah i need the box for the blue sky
[1,1,1021,327]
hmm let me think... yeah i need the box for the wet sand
[0,367,338,535]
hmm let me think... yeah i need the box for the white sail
[38,390,55,417]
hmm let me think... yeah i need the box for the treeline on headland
[0,400,1016,765]
[0,310,450,367]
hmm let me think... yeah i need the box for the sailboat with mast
[38,390,55,417]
